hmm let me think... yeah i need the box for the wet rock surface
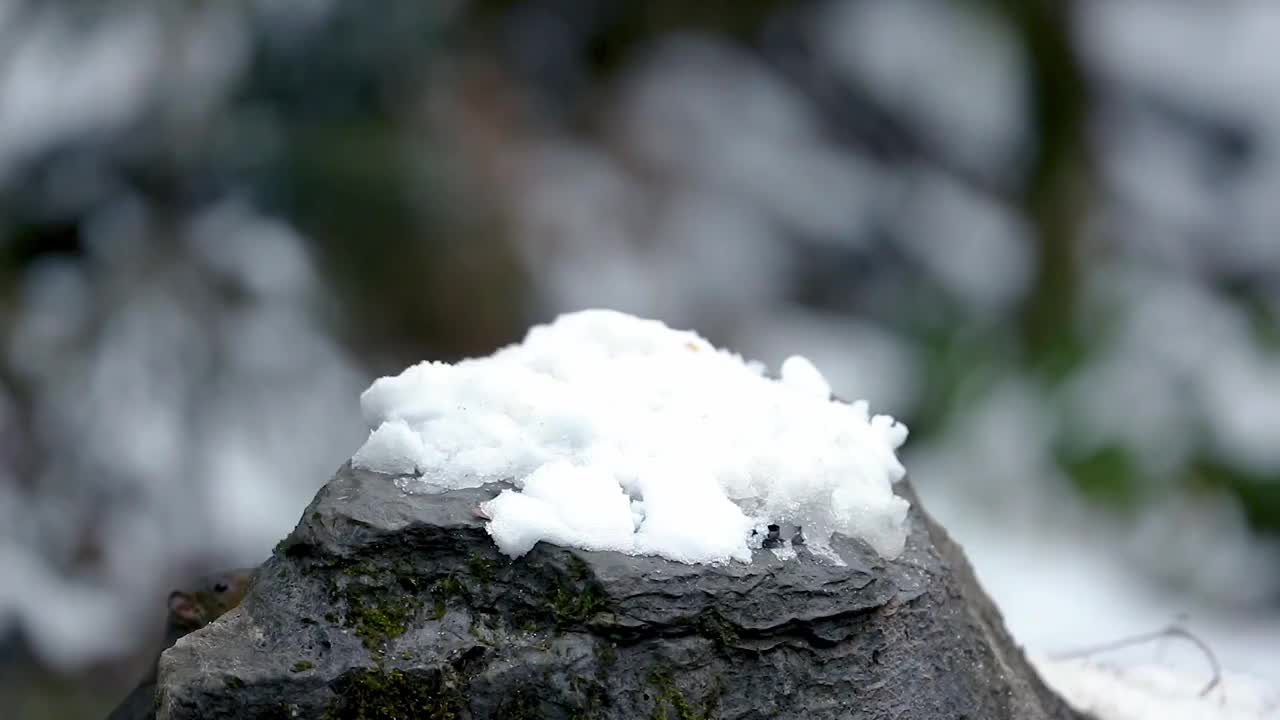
[157,463,1086,720]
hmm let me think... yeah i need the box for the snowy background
[0,0,1277,716]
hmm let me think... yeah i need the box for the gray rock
[157,463,1087,720]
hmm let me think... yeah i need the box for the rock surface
[157,463,1087,720]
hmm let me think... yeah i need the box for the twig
[1048,623,1222,697]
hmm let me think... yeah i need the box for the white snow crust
[353,310,909,563]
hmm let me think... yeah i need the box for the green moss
[697,611,738,651]
[347,599,413,652]
[530,555,610,629]
[646,671,720,720]
[566,555,591,581]
[595,641,617,669]
[427,574,466,623]
[548,586,606,626]
[323,668,463,720]
[292,661,315,673]
[324,580,418,652]
[466,554,497,585]
[316,559,427,653]
[434,575,464,598]
[568,676,607,720]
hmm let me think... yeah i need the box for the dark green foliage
[1189,459,1280,533]
[1059,444,1140,510]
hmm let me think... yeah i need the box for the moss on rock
[323,668,463,720]
[646,671,720,720]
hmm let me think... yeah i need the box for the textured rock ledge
[156,463,1087,720]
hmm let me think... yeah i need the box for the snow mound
[353,309,909,563]
[1035,657,1280,720]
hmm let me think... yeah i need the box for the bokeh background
[1,0,1278,716]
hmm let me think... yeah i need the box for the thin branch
[1048,623,1222,697]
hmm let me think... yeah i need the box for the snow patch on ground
[1036,657,1279,720]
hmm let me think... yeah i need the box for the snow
[354,309,910,563]
[815,0,1028,179]
[1036,657,1280,720]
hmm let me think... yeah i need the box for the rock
[156,463,1088,720]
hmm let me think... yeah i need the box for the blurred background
[1,0,1278,716]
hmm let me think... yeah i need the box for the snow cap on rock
[353,309,910,563]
